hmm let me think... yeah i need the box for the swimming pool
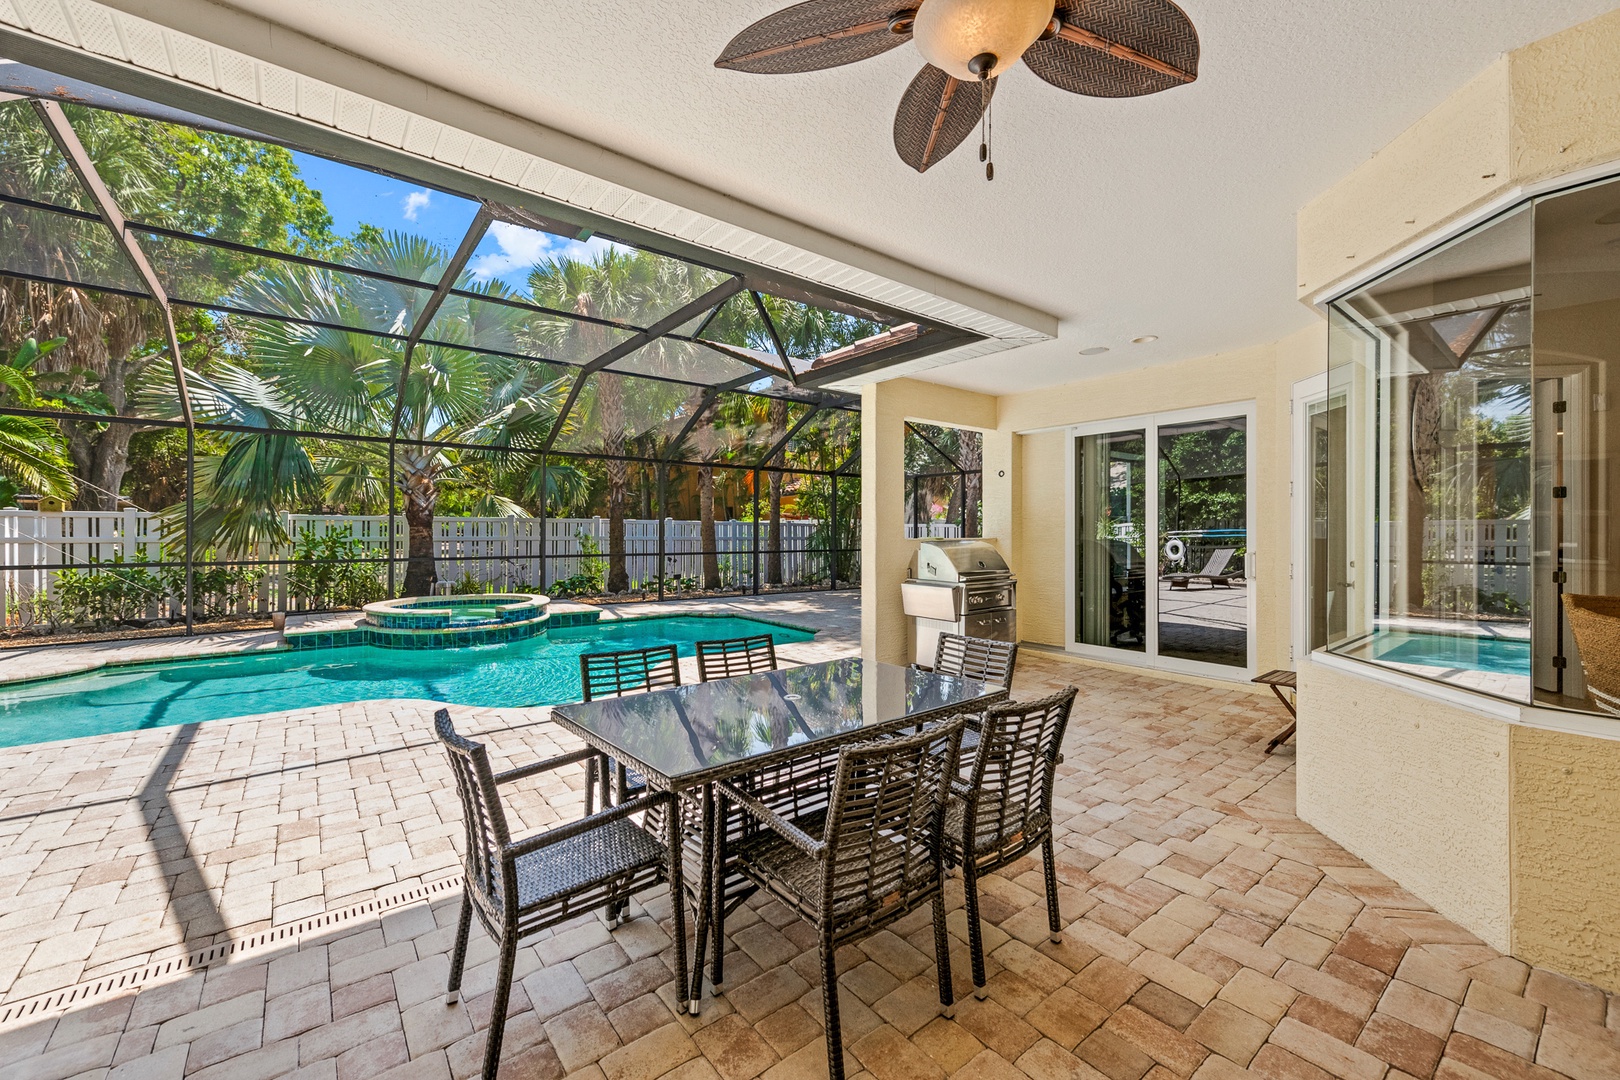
[0,616,816,748]
[1367,629,1530,675]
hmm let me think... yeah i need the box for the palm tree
[741,301,876,585]
[153,234,572,594]
[0,338,77,503]
[527,248,727,593]
[680,392,743,590]
[660,297,876,591]
[0,101,333,509]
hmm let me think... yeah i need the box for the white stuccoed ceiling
[26,1,1620,392]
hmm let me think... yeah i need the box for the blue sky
[290,151,613,291]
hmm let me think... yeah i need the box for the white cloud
[401,189,431,222]
[466,220,556,281]
[465,224,622,285]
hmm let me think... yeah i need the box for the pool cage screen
[904,422,983,539]
[0,64,968,638]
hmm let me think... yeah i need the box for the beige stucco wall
[1510,725,1620,990]
[1511,8,1620,185]
[1297,662,1513,951]
[1298,7,1620,302]
[1013,429,1068,649]
[1299,660,1620,988]
[860,379,997,666]
[1292,6,1620,990]
[1296,61,1512,300]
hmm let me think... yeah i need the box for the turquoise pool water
[1370,630,1530,675]
[0,616,815,748]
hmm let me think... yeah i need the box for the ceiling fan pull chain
[979,74,993,181]
[978,80,991,181]
[978,79,988,164]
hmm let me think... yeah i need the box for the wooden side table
[1253,669,1297,754]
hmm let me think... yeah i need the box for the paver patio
[1,594,1616,1080]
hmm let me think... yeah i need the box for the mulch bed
[0,615,277,650]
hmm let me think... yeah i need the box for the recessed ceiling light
[1131,335,1159,344]
[1078,346,1110,356]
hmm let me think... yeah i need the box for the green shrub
[548,530,607,597]
[50,554,265,627]
[161,561,265,621]
[549,572,598,598]
[450,570,487,595]
[53,554,165,626]
[287,526,385,610]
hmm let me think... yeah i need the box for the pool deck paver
[1,592,1617,1080]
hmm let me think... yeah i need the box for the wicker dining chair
[695,633,778,681]
[1563,593,1620,714]
[716,717,966,1080]
[943,687,1078,997]
[580,644,682,701]
[926,633,1020,757]
[579,644,682,807]
[931,632,1019,687]
[434,709,684,1080]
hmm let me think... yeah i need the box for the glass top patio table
[549,657,1007,790]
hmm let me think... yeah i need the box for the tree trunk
[59,417,114,511]
[767,472,783,585]
[402,472,437,597]
[11,286,164,511]
[766,399,787,585]
[600,374,630,593]
[960,430,983,537]
[699,465,720,588]
[57,353,156,511]
[1407,376,1441,614]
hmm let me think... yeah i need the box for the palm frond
[0,414,76,499]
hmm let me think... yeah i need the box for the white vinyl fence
[1,509,847,627]
[1424,517,1531,611]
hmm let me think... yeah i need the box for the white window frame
[1292,373,1329,665]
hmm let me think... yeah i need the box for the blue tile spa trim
[281,598,611,651]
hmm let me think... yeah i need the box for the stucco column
[861,381,912,664]
[980,428,1017,573]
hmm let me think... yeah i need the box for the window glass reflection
[1076,430,1147,653]
[1327,206,1534,700]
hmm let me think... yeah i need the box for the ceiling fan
[715,0,1199,177]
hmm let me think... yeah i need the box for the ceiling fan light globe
[912,0,1054,81]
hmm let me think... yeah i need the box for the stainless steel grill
[902,539,1017,667]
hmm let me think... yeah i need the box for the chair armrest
[716,781,826,860]
[503,789,673,860]
[494,747,597,784]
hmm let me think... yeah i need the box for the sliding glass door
[1075,429,1148,653]
[1071,405,1256,677]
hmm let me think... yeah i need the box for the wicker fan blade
[716,0,912,75]
[893,65,994,173]
[1023,0,1199,98]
